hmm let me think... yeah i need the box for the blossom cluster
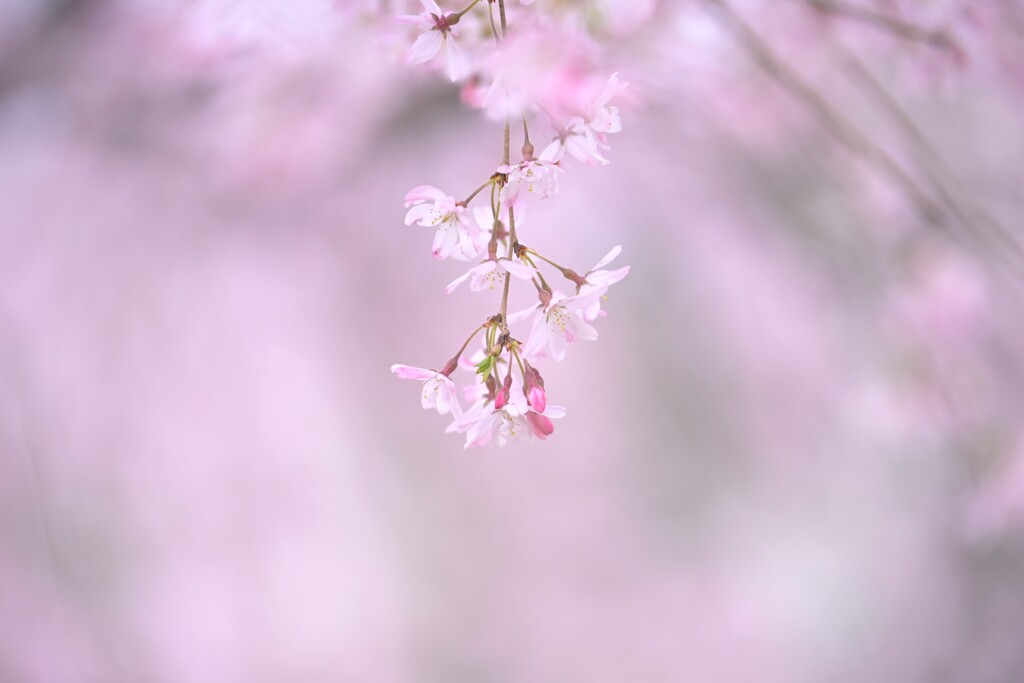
[389,0,629,448]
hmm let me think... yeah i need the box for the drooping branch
[805,0,958,52]
[703,0,944,225]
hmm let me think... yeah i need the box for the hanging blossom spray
[390,0,630,448]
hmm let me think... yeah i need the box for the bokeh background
[2,1,1024,681]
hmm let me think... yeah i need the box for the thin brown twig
[487,0,500,41]
[497,0,515,332]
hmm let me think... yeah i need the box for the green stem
[461,178,495,206]
[452,0,483,21]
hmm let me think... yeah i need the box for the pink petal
[396,14,434,29]
[508,304,540,324]
[465,412,500,449]
[432,225,458,260]
[408,30,443,65]
[563,286,608,310]
[587,265,630,287]
[435,381,455,415]
[539,139,563,162]
[391,364,435,380]
[500,258,536,280]
[445,269,473,294]
[444,35,468,82]
[526,412,555,439]
[404,185,449,204]
[569,316,599,342]
[404,203,436,226]
[547,323,567,361]
[591,245,622,271]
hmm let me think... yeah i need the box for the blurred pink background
[2,1,1024,681]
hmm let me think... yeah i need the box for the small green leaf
[475,356,494,376]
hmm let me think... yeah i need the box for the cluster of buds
[390,0,629,448]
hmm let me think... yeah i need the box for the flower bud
[527,385,546,413]
[495,374,513,409]
[522,362,547,413]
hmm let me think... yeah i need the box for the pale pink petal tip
[527,412,555,439]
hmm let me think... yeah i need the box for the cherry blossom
[397,0,469,82]
[390,364,460,415]
[541,117,608,166]
[497,159,562,206]
[454,394,566,448]
[390,0,632,446]
[578,245,631,320]
[541,74,629,166]
[404,185,486,260]
[589,72,628,135]
[445,257,536,293]
[520,287,608,362]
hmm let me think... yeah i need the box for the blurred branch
[840,51,1024,274]
[703,0,1024,278]
[702,0,944,226]
[0,0,97,97]
[804,0,959,53]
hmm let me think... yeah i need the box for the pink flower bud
[522,362,547,412]
[495,374,513,409]
[527,385,547,413]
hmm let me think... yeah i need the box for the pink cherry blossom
[578,245,630,320]
[445,257,536,293]
[404,185,486,260]
[390,1,636,446]
[520,287,607,362]
[540,116,608,166]
[497,159,562,206]
[540,74,628,166]
[454,394,566,448]
[397,0,468,82]
[390,364,459,415]
[588,72,628,134]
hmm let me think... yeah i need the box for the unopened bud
[495,374,513,409]
[522,362,547,412]
[494,388,508,409]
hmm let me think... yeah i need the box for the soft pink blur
[2,1,1024,681]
